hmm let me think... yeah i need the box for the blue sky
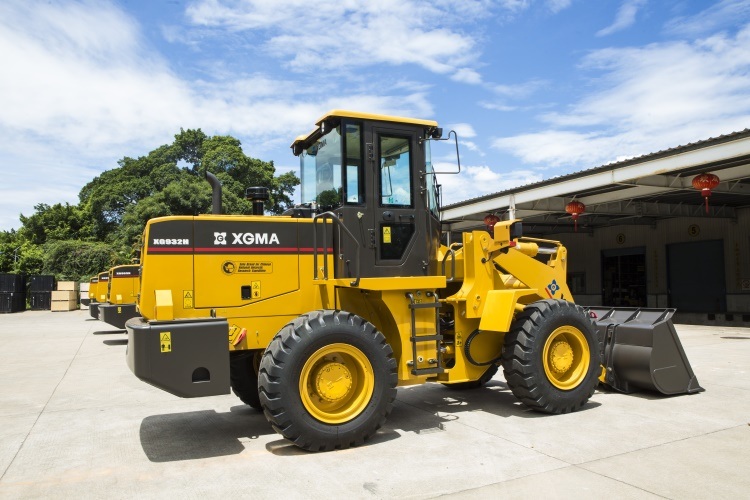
[2,0,750,230]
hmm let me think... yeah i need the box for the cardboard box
[79,282,90,293]
[51,299,77,312]
[57,281,79,291]
[52,290,77,301]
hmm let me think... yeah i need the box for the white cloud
[546,0,572,14]
[460,141,484,155]
[452,68,483,84]
[186,0,490,76]
[447,123,477,139]
[478,79,549,113]
[436,164,542,205]
[492,79,548,98]
[495,0,531,13]
[666,0,750,36]
[480,101,518,112]
[597,0,647,37]
[0,0,437,229]
[493,24,750,167]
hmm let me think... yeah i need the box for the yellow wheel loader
[126,111,701,451]
[88,271,109,320]
[80,275,97,307]
[98,265,141,330]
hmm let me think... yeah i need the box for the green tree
[80,128,299,248]
[16,243,44,275]
[0,239,23,273]
[43,240,124,281]
[18,203,93,245]
[3,128,299,274]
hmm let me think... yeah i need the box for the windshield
[300,125,343,209]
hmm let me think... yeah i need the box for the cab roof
[290,110,439,152]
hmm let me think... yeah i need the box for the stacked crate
[0,273,26,313]
[51,281,79,312]
[29,275,55,310]
[79,281,90,309]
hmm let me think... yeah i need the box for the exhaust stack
[206,172,222,215]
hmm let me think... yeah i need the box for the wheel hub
[315,362,353,402]
[548,340,574,374]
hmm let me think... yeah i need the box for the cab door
[333,120,437,279]
[369,124,431,276]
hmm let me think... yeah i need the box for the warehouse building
[442,129,750,325]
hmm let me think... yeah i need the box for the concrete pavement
[1,310,748,499]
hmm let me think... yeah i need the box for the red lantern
[692,173,720,213]
[565,200,586,232]
[484,213,500,232]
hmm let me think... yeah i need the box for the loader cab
[292,110,442,279]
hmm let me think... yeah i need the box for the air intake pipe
[206,172,222,215]
[245,186,269,216]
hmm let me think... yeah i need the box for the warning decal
[160,332,172,353]
[183,290,193,309]
[239,262,273,273]
[251,281,261,299]
[383,226,392,244]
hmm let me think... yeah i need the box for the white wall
[547,206,750,313]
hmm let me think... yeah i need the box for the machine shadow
[139,380,605,461]
[93,329,125,335]
[140,406,274,462]
[102,339,128,346]
[390,380,601,426]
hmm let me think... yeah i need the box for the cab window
[380,135,412,207]
[344,123,363,204]
[300,125,343,209]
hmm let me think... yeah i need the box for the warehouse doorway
[601,247,647,307]
[667,240,726,313]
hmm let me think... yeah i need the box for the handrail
[313,211,361,287]
[440,243,462,282]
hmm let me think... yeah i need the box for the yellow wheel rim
[299,343,374,424]
[542,326,590,390]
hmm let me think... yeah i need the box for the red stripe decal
[148,247,333,253]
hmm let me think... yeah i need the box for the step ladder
[406,292,444,376]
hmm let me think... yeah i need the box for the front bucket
[587,307,703,395]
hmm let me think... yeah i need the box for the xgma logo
[213,231,280,245]
[231,233,280,245]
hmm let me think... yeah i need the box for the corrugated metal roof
[445,128,750,210]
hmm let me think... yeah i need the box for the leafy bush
[43,240,126,281]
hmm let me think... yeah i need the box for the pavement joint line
[394,385,750,497]
[426,464,673,500]
[699,382,750,392]
[575,422,748,468]
[394,396,572,466]
[0,320,90,482]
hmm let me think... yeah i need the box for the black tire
[501,299,600,414]
[442,364,499,390]
[230,352,262,410]
[258,310,397,452]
